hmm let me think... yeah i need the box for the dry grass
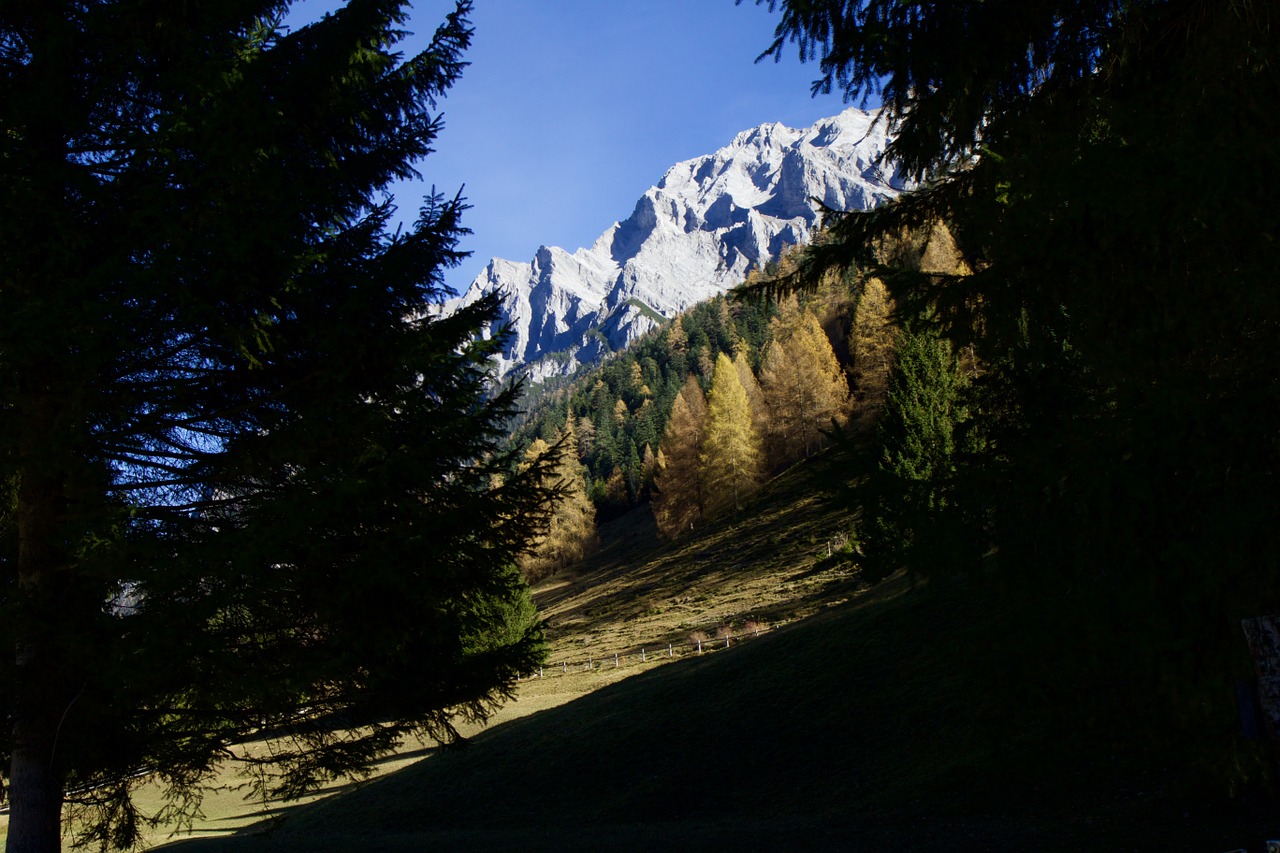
[0,690,590,852]
[530,447,863,673]
[10,439,1276,851]
[0,446,868,851]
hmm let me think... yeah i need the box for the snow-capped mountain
[452,107,905,381]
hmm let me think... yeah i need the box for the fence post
[563,661,567,673]
[539,666,543,678]
[641,648,646,662]
[614,653,619,667]
[668,643,672,657]
[725,636,730,648]
[697,638,702,654]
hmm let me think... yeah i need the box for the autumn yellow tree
[702,352,763,517]
[641,443,658,494]
[733,348,769,442]
[760,309,851,465]
[575,415,596,459]
[664,315,688,358]
[519,424,597,582]
[848,276,897,413]
[651,375,708,538]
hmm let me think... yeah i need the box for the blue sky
[290,1,855,294]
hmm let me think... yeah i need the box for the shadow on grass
[534,447,868,655]
[159,574,1278,852]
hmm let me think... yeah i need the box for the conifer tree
[791,311,852,454]
[603,466,630,508]
[848,277,897,413]
[0,2,551,848]
[759,340,797,462]
[665,317,689,355]
[575,416,596,460]
[651,376,709,538]
[641,443,658,495]
[860,323,975,581]
[749,0,1280,758]
[702,353,763,517]
[695,345,716,379]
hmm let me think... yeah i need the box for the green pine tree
[860,323,975,581]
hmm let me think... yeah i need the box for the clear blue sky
[290,1,855,294]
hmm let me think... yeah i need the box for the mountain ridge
[452,107,905,381]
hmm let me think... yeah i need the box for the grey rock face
[452,107,904,381]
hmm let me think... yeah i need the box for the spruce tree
[0,2,552,849]
[749,0,1280,758]
[860,323,974,581]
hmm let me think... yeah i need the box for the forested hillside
[501,222,936,591]
[506,242,901,527]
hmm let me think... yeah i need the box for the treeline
[515,295,773,515]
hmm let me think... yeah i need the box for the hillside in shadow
[162,567,1276,852]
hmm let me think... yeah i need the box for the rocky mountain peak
[452,107,904,382]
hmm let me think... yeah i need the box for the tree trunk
[8,15,77,845]
[8,427,71,852]
[6,716,63,853]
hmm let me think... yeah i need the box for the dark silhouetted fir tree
[0,2,552,848]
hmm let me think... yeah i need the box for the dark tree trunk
[7,411,71,853]
[6,717,63,853]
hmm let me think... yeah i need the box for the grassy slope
[160,585,1277,851]
[6,447,1272,850]
[144,445,1277,852]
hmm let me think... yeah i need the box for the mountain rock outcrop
[452,107,905,381]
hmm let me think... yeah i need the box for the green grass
[623,297,666,326]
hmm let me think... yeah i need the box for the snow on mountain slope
[452,107,905,381]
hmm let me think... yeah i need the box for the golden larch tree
[651,375,708,538]
[701,352,763,517]
[733,349,769,442]
[518,423,597,582]
[761,310,851,464]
